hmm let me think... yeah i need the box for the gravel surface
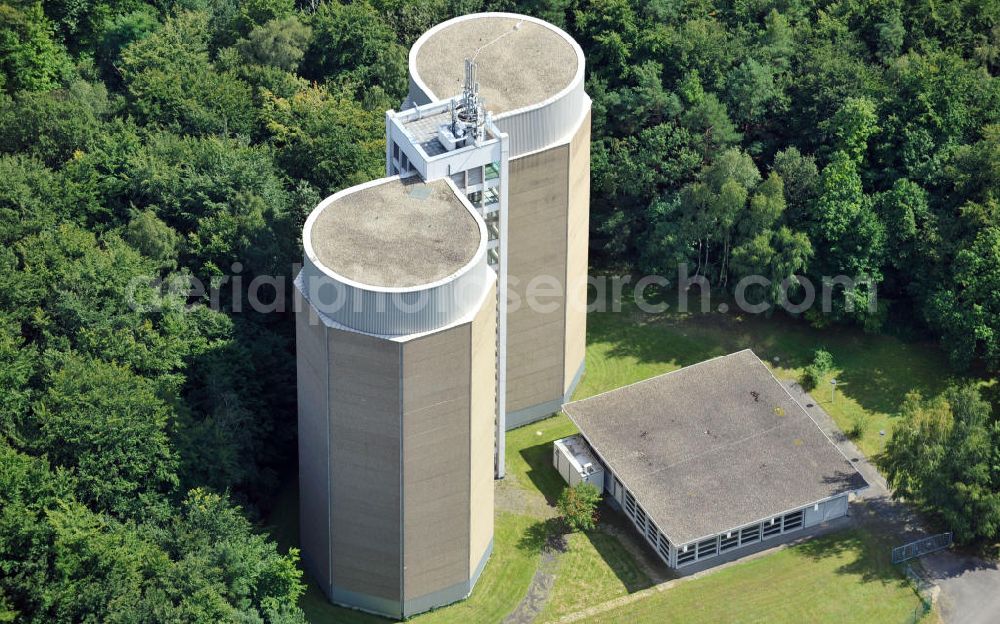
[415,16,578,114]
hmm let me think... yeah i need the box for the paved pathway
[784,380,1000,624]
[504,548,560,624]
[922,550,1000,624]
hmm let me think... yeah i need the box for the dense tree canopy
[572,0,998,354]
[881,387,1000,544]
[0,0,997,618]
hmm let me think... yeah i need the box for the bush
[802,367,820,390]
[812,349,834,371]
[802,348,835,390]
[846,413,870,440]
[557,482,602,532]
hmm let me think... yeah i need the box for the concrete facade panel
[295,290,333,593]
[804,494,849,527]
[297,278,497,618]
[506,144,569,415]
[401,322,472,600]
[327,328,402,602]
[469,283,497,573]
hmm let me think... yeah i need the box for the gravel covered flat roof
[563,350,868,545]
[308,177,480,289]
[413,15,579,114]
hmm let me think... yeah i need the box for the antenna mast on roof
[455,58,485,142]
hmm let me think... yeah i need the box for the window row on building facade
[608,470,810,568]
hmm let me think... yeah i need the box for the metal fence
[892,532,953,564]
[901,564,934,623]
[902,602,932,624]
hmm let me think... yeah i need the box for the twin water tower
[295,13,590,619]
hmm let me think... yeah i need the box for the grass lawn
[506,415,579,503]
[579,529,927,624]
[268,296,956,623]
[536,528,655,622]
[504,417,657,622]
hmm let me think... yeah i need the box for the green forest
[0,0,996,621]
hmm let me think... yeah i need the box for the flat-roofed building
[562,350,869,569]
[295,176,495,618]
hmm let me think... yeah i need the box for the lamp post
[830,378,837,404]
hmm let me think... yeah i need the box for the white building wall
[300,177,490,337]
[804,494,849,527]
[406,13,587,160]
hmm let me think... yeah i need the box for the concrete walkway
[784,380,1000,624]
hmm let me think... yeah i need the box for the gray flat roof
[400,107,501,157]
[414,16,578,114]
[563,350,868,545]
[402,109,452,156]
[309,178,480,288]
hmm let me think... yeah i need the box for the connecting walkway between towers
[385,61,511,478]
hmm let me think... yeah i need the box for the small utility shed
[562,349,868,569]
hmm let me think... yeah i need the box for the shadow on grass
[301,582,390,624]
[833,356,952,416]
[585,527,656,594]
[518,514,654,597]
[792,529,910,586]
[518,441,570,506]
[587,307,729,372]
[518,517,568,553]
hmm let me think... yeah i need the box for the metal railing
[892,532,952,564]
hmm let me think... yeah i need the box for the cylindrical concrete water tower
[408,13,591,428]
[294,175,496,619]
